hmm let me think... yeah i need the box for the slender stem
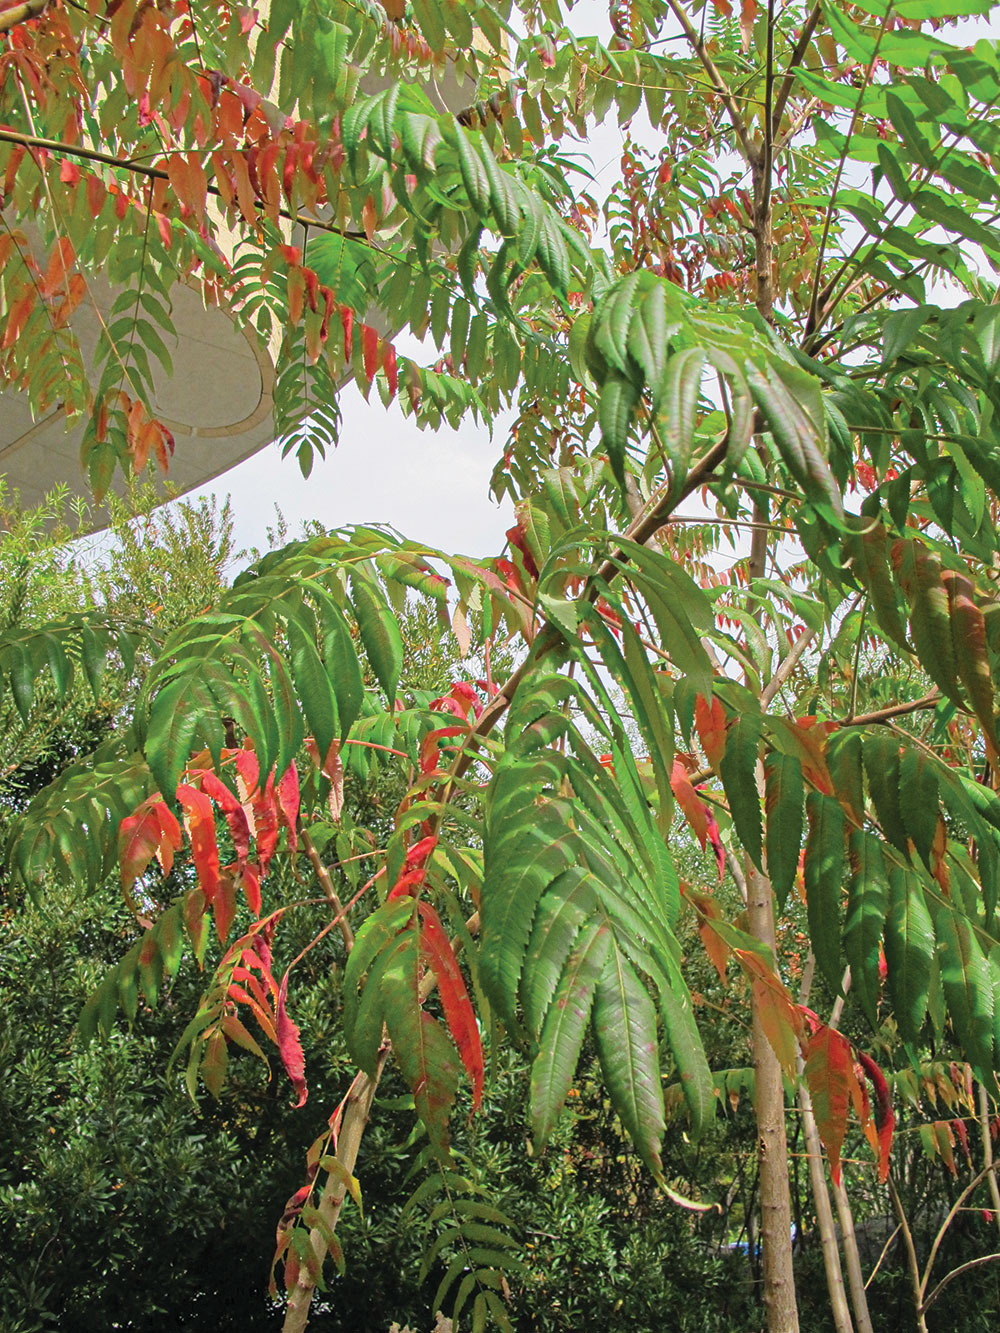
[888,1175,928,1333]
[770,2,823,134]
[841,691,941,728]
[761,625,817,710]
[663,0,757,163]
[978,1083,1000,1237]
[864,1223,901,1290]
[805,8,893,338]
[301,828,355,951]
[921,1254,1000,1316]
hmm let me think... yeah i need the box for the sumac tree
[5,1,1000,1330]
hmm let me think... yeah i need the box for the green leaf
[892,540,961,706]
[863,731,908,853]
[349,568,403,703]
[884,866,934,1043]
[656,946,715,1138]
[287,615,339,761]
[934,902,995,1081]
[898,746,940,866]
[657,348,705,480]
[599,371,639,487]
[592,947,666,1175]
[520,867,599,1038]
[764,750,804,911]
[844,830,889,1026]
[530,920,610,1149]
[805,793,846,994]
[719,714,764,871]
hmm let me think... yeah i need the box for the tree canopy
[6,0,1000,1330]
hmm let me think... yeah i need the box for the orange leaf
[695,693,727,768]
[804,1024,853,1185]
[735,950,803,1079]
[2,288,36,349]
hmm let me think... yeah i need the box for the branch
[921,1164,998,1302]
[804,7,893,338]
[770,1,823,135]
[281,1051,389,1333]
[664,0,757,163]
[921,1253,1000,1317]
[841,691,942,728]
[301,827,355,951]
[761,0,775,219]
[0,0,47,35]
[0,124,365,243]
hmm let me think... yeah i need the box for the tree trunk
[798,1079,854,1333]
[747,863,801,1333]
[282,1052,388,1333]
[796,958,853,1333]
[832,1173,874,1333]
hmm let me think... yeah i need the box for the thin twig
[921,1254,1000,1316]
[301,827,355,951]
[770,1,823,133]
[663,0,757,163]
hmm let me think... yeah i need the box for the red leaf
[340,305,354,362]
[419,725,465,775]
[804,1024,853,1185]
[60,159,81,185]
[277,971,308,1107]
[418,902,483,1107]
[671,761,709,847]
[86,173,104,218]
[686,889,730,984]
[213,868,239,944]
[505,518,540,579]
[383,341,397,399]
[276,763,300,850]
[856,1049,895,1182]
[2,288,35,349]
[153,802,183,876]
[199,771,251,868]
[241,861,262,917]
[176,783,221,902]
[118,800,162,888]
[254,774,280,873]
[695,694,727,768]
